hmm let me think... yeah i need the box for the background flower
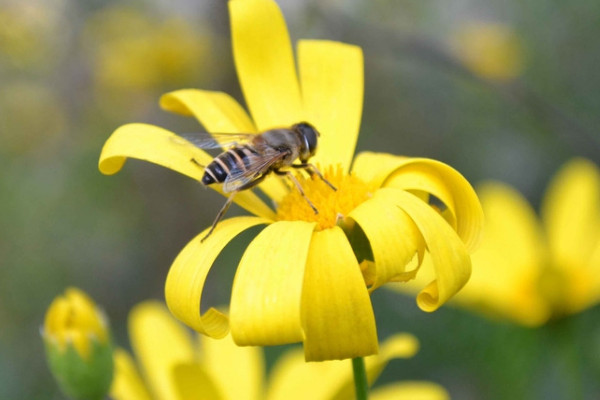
[450,158,600,326]
[111,301,448,400]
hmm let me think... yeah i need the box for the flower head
[427,158,600,326]
[42,288,114,400]
[111,301,449,400]
[99,0,483,360]
[452,21,523,82]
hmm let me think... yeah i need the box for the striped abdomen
[202,145,258,185]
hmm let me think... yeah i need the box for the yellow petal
[370,382,450,400]
[363,333,419,385]
[298,40,363,171]
[348,192,424,290]
[129,302,196,400]
[382,188,471,311]
[159,89,289,204]
[160,89,257,133]
[110,349,152,400]
[172,363,225,400]
[230,221,315,346]
[542,158,600,272]
[200,334,265,400]
[301,226,378,361]
[98,123,275,219]
[352,153,483,253]
[266,334,417,400]
[453,182,549,326]
[165,216,270,338]
[229,0,303,130]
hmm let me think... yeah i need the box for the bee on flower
[99,0,483,361]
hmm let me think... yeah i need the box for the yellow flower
[432,158,600,326]
[43,287,109,360]
[99,0,483,360]
[452,22,523,81]
[43,288,114,400]
[111,301,449,400]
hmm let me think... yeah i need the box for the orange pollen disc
[276,165,375,230]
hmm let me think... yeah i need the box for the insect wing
[223,149,285,192]
[178,132,256,150]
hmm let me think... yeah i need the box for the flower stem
[352,357,369,400]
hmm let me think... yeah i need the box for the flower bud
[42,287,113,400]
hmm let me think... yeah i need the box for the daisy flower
[111,301,449,400]
[99,0,483,360]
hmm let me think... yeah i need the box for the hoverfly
[181,122,336,241]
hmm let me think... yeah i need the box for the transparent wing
[223,149,286,192]
[176,132,257,150]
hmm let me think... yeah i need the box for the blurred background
[2,0,599,398]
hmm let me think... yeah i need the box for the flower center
[276,165,375,230]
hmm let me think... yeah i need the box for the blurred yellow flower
[430,158,600,326]
[111,301,449,400]
[85,6,211,91]
[452,22,524,81]
[99,0,483,361]
[43,287,109,360]
[43,288,114,400]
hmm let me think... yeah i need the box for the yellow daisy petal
[110,349,152,400]
[298,40,363,171]
[348,193,424,290]
[160,89,257,133]
[370,382,450,400]
[165,216,270,339]
[230,221,315,346]
[129,302,196,400]
[159,89,288,204]
[301,226,378,361]
[382,189,471,311]
[200,334,265,400]
[171,363,225,400]
[98,123,275,219]
[542,158,600,273]
[352,153,483,252]
[266,334,417,400]
[454,182,549,326]
[229,0,303,130]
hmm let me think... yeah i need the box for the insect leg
[291,163,337,191]
[275,170,318,214]
[190,158,206,168]
[201,192,237,242]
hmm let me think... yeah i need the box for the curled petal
[110,349,152,400]
[165,217,270,339]
[383,189,471,311]
[98,123,275,219]
[348,192,424,290]
[229,0,303,130]
[200,334,265,400]
[172,363,225,400]
[352,153,483,253]
[129,302,196,400]
[266,334,417,400]
[160,89,288,203]
[160,89,256,133]
[301,227,378,361]
[230,221,315,346]
[298,40,363,171]
[370,382,450,400]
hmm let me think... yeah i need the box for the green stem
[352,357,369,400]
